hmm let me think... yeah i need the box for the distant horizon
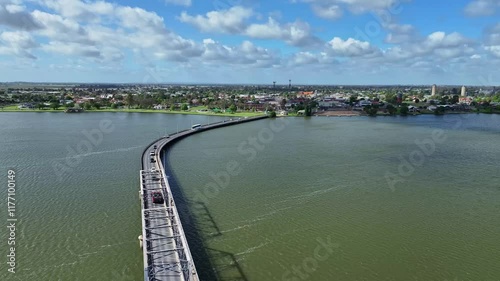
[0,81,497,88]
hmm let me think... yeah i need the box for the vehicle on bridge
[151,191,164,204]
[191,124,202,130]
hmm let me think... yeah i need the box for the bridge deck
[140,116,268,281]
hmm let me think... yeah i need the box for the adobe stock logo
[385,129,447,191]
[281,236,340,281]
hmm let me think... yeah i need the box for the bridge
[139,116,268,281]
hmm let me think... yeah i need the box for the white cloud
[0,31,38,59]
[1,0,498,84]
[290,52,320,65]
[423,32,470,49]
[327,37,379,57]
[41,0,114,21]
[116,6,166,32]
[5,4,24,13]
[32,10,89,43]
[0,3,42,30]
[464,0,500,16]
[165,0,191,6]
[42,41,101,57]
[180,7,321,47]
[484,23,500,45]
[485,45,500,57]
[384,23,417,44]
[179,6,253,33]
[245,18,321,47]
[311,4,342,19]
[385,31,474,60]
[299,0,407,19]
[200,39,280,67]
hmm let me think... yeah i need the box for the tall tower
[289,79,291,90]
[273,81,276,89]
[461,85,466,97]
[431,84,437,96]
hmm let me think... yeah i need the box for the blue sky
[1,0,500,85]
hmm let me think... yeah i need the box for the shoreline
[2,107,498,117]
[0,107,266,118]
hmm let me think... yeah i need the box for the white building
[461,86,466,97]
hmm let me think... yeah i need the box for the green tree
[50,102,60,110]
[399,105,409,116]
[304,105,312,116]
[363,105,378,116]
[37,103,46,110]
[111,103,118,109]
[181,104,188,111]
[229,104,237,113]
[125,93,134,109]
[83,102,92,110]
[434,106,445,115]
[268,110,277,118]
[386,104,397,115]
[440,96,449,105]
[349,95,358,106]
[93,103,101,110]
[170,104,175,111]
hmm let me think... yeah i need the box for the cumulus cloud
[311,4,342,19]
[245,18,321,47]
[42,41,101,58]
[464,0,500,16]
[31,10,90,43]
[201,39,280,67]
[383,31,474,62]
[165,0,191,6]
[0,31,38,59]
[179,6,253,33]
[483,23,500,57]
[384,23,417,44]
[0,4,42,30]
[116,6,166,32]
[298,0,407,19]
[327,37,379,57]
[484,23,500,45]
[180,7,321,47]
[0,0,497,84]
[41,0,114,21]
[484,45,500,57]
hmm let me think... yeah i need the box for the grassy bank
[0,105,265,117]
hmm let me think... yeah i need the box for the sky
[0,0,500,85]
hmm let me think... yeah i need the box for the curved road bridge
[139,116,267,281]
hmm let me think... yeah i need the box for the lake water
[1,112,499,281]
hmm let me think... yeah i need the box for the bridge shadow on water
[163,150,249,281]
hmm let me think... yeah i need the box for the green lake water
[1,112,499,281]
